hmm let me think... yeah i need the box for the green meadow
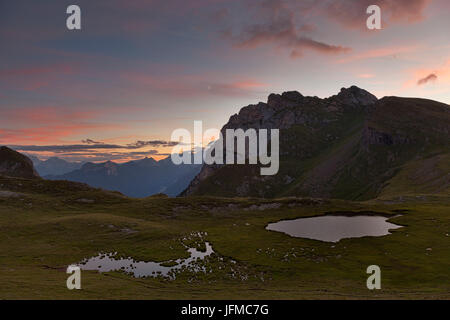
[0,176,448,299]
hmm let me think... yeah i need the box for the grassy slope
[0,176,449,299]
[380,153,450,197]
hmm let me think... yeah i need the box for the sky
[1,0,449,162]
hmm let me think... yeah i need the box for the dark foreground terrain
[0,176,448,299]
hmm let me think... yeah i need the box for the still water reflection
[266,215,402,242]
[77,242,214,279]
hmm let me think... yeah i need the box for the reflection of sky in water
[266,215,402,243]
[77,242,214,279]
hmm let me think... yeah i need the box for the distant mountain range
[28,155,84,176]
[182,86,450,200]
[45,156,201,197]
[0,148,201,198]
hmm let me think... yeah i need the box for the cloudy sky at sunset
[1,0,449,162]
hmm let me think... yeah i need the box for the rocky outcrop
[362,127,411,146]
[222,86,377,132]
[0,146,40,179]
[329,86,378,108]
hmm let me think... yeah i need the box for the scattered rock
[76,198,95,204]
[244,203,282,211]
[120,228,137,234]
[0,190,23,198]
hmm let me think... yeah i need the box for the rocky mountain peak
[267,91,304,108]
[281,91,304,102]
[223,86,378,133]
[79,161,118,176]
[103,160,117,167]
[333,85,378,107]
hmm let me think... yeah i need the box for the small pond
[266,214,402,243]
[76,242,214,279]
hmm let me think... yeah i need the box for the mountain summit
[182,86,450,200]
[29,156,84,176]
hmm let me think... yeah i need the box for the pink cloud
[227,0,351,58]
[337,45,419,63]
[121,71,268,97]
[358,73,376,79]
[405,59,450,88]
[226,0,434,59]
[0,124,120,145]
[417,73,438,85]
[0,65,75,77]
[230,80,267,89]
[3,107,96,125]
[0,64,79,91]
[0,107,123,145]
